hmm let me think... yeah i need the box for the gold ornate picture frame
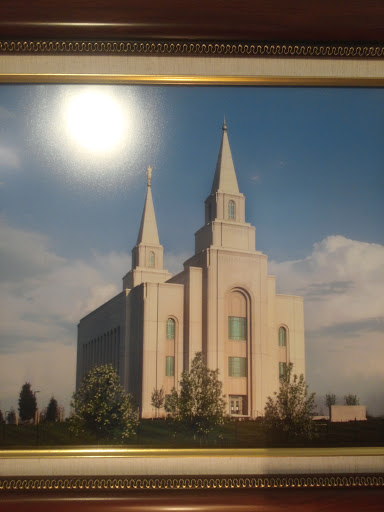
[0,35,383,511]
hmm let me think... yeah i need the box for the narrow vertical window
[164,394,172,410]
[228,357,247,377]
[149,251,155,267]
[279,362,287,380]
[279,326,287,346]
[165,356,174,377]
[166,318,175,340]
[116,328,120,374]
[83,343,87,375]
[228,200,235,220]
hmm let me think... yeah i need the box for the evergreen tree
[165,352,226,442]
[69,364,139,442]
[264,363,316,441]
[45,396,59,422]
[18,382,37,422]
[151,387,165,418]
[7,408,17,425]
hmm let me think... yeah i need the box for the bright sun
[65,90,126,153]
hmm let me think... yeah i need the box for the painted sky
[0,84,383,418]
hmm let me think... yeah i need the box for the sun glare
[65,90,126,153]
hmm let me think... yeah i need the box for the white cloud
[270,236,384,415]
[0,219,64,285]
[0,220,130,416]
[1,226,383,417]
[164,250,191,275]
[1,341,76,420]
[0,147,20,170]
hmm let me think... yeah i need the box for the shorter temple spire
[123,165,171,289]
[136,166,160,245]
[210,120,240,195]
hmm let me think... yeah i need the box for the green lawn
[0,418,383,449]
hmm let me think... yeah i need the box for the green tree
[7,409,17,425]
[151,387,165,418]
[18,382,37,422]
[264,363,316,441]
[69,364,139,442]
[165,352,226,443]
[344,394,360,405]
[45,396,59,422]
[325,393,336,415]
[0,410,4,424]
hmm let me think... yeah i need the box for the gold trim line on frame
[0,40,384,58]
[1,474,383,491]
[1,75,384,86]
[1,447,384,459]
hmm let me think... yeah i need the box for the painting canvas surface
[0,84,383,426]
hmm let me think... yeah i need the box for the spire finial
[223,117,227,131]
[146,165,153,187]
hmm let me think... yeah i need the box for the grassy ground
[0,418,383,449]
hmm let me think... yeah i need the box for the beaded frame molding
[1,474,384,492]
[0,40,384,57]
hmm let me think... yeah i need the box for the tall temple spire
[210,120,240,194]
[136,166,160,245]
[193,121,255,254]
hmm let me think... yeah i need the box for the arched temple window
[228,291,247,340]
[166,318,175,340]
[149,251,155,267]
[228,200,235,220]
[278,326,287,346]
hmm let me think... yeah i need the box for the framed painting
[0,1,383,510]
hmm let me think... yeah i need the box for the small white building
[331,405,367,422]
[76,122,306,418]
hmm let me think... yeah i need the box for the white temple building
[76,122,305,418]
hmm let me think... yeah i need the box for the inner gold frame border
[1,75,384,87]
[2,447,383,458]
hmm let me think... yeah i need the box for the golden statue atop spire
[146,165,153,187]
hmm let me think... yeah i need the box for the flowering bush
[69,364,139,442]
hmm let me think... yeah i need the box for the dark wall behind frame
[1,0,384,42]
